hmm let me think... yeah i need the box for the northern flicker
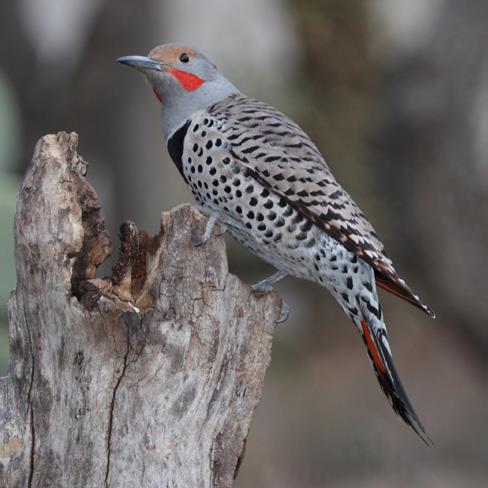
[118,44,434,444]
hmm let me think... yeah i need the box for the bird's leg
[250,270,288,293]
[193,212,226,247]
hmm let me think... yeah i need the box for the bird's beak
[116,55,164,72]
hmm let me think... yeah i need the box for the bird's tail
[358,316,432,445]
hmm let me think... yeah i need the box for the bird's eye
[179,52,190,63]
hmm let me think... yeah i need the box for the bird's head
[117,44,239,137]
[118,44,218,101]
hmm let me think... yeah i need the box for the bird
[117,44,434,444]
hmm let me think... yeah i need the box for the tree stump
[0,132,281,488]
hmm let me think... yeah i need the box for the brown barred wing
[208,94,434,317]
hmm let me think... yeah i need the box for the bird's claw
[192,235,207,247]
[192,223,227,247]
[250,271,290,324]
[251,285,290,324]
[277,300,290,324]
[192,213,225,247]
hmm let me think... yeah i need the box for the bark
[0,132,281,487]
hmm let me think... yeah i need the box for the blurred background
[1,0,487,486]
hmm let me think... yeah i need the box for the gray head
[118,44,239,139]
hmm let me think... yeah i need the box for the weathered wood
[0,132,281,487]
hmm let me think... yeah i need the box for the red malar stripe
[169,68,205,91]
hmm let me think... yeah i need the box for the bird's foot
[250,270,289,324]
[192,213,226,247]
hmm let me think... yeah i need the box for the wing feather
[208,95,434,316]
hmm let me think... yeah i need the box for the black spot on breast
[301,220,313,232]
[305,237,316,248]
[286,224,296,233]
[275,218,285,227]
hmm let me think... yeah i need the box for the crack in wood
[20,299,36,488]
[104,320,131,487]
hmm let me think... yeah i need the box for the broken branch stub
[0,132,281,488]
